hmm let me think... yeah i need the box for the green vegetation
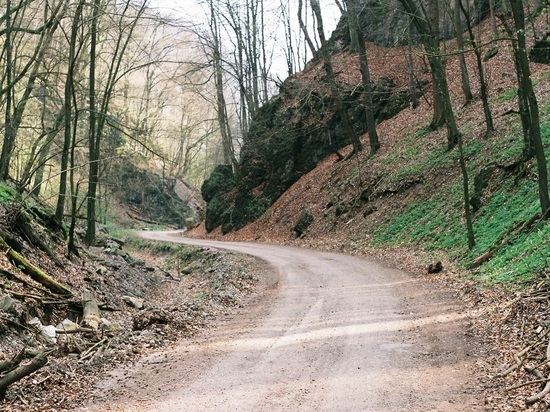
[370,93,550,285]
[0,183,17,203]
[496,88,518,103]
[293,209,314,236]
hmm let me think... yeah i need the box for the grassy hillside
[371,89,550,284]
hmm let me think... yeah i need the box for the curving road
[80,231,481,411]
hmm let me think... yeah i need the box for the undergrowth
[370,91,550,285]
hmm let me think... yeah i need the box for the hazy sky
[146,0,342,80]
[147,0,341,35]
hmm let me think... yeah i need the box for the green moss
[0,183,17,203]
[293,209,314,236]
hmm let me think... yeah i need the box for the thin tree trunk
[427,0,445,129]
[459,0,494,136]
[298,0,317,57]
[407,20,419,109]
[86,0,100,246]
[210,0,238,171]
[57,0,84,222]
[0,0,14,181]
[0,0,66,181]
[346,0,379,154]
[310,0,362,155]
[458,137,475,248]
[454,0,473,104]
[86,0,148,244]
[509,0,550,216]
[399,0,460,149]
[30,112,64,196]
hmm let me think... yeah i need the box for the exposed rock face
[329,0,488,50]
[203,75,415,233]
[110,162,197,229]
[201,165,236,233]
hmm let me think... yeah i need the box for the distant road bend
[82,230,481,411]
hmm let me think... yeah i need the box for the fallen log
[0,348,53,400]
[82,291,100,331]
[2,238,72,296]
[0,350,26,374]
[470,213,541,269]
[13,211,64,268]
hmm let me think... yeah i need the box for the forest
[0,0,549,409]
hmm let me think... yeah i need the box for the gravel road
[80,231,483,411]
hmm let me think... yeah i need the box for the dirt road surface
[79,231,483,411]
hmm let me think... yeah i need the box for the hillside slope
[193,16,550,410]
[202,16,549,280]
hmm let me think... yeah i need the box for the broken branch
[0,348,54,400]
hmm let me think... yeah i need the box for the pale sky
[146,0,342,85]
[147,0,342,37]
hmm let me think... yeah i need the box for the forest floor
[0,228,267,411]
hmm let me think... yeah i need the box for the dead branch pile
[496,268,550,407]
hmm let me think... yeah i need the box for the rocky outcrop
[110,162,195,229]
[203,75,416,233]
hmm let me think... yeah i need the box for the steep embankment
[195,16,550,410]
[202,41,426,234]
[201,16,549,285]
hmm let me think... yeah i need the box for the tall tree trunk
[259,0,269,102]
[0,0,14,181]
[310,0,362,155]
[346,0,379,154]
[453,0,473,104]
[407,20,419,109]
[280,0,295,77]
[209,0,238,172]
[57,0,84,222]
[399,0,474,247]
[427,0,445,129]
[0,0,66,181]
[86,0,148,244]
[85,0,100,246]
[509,0,550,217]
[298,0,317,57]
[459,0,494,136]
[458,137,476,249]
[399,0,460,149]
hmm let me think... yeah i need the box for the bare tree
[56,0,85,223]
[458,0,494,135]
[279,0,296,77]
[506,0,549,217]
[298,0,317,57]
[310,0,362,155]
[0,0,66,181]
[399,0,474,248]
[205,0,238,171]
[346,0,380,154]
[86,0,148,245]
[451,0,473,104]
[398,0,460,149]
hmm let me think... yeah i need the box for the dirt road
[80,231,483,411]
